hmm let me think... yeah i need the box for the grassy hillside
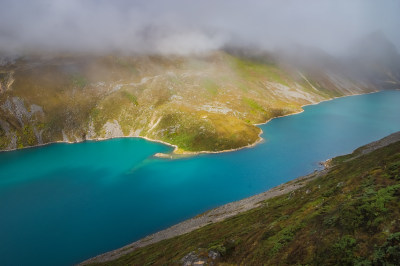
[91,137,400,265]
[0,51,376,152]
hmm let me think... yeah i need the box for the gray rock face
[1,97,44,126]
[29,104,44,116]
[0,71,14,94]
[7,134,17,149]
[180,249,220,266]
[208,250,221,260]
[0,119,10,134]
[33,127,44,144]
[86,120,97,139]
[12,97,29,125]
[181,251,204,266]
[103,120,124,138]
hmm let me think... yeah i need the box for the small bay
[1,90,400,265]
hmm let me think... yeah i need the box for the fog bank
[0,0,399,56]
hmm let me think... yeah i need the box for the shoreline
[0,89,382,156]
[80,129,400,265]
[80,169,324,265]
[156,89,381,157]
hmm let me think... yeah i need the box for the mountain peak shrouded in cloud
[0,0,399,56]
[351,30,399,60]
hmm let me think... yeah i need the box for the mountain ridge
[0,47,398,153]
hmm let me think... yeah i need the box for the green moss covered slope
[0,51,377,152]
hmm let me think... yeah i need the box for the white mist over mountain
[0,0,399,56]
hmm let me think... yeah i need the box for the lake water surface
[1,90,400,265]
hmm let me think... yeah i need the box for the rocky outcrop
[0,71,14,94]
[180,249,221,266]
[102,120,124,138]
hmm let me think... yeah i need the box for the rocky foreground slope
[83,131,400,265]
[1,47,393,153]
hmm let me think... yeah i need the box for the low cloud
[0,0,399,56]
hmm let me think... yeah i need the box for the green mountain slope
[87,133,400,265]
[0,51,378,153]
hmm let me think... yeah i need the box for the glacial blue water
[1,90,400,266]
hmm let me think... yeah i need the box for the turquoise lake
[1,90,400,265]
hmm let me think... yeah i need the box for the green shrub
[387,162,400,180]
[122,91,138,105]
[373,232,400,265]
[332,236,357,265]
[71,75,87,88]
